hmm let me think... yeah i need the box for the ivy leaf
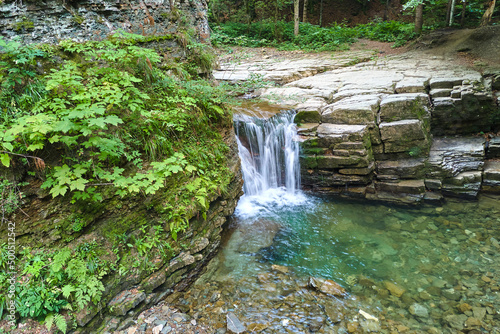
[69,178,88,191]
[53,118,75,133]
[2,142,13,151]
[27,143,44,151]
[103,115,123,126]
[0,153,10,167]
[49,184,68,197]
[87,117,105,129]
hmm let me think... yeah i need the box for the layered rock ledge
[218,52,500,204]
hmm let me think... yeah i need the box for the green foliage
[0,33,234,245]
[0,37,47,123]
[0,180,23,218]
[355,20,417,47]
[0,32,236,328]
[45,313,67,334]
[0,243,107,327]
[211,20,416,50]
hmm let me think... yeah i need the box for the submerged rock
[409,303,429,318]
[227,312,246,333]
[383,281,406,298]
[308,277,347,297]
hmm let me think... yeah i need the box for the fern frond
[45,314,54,332]
[54,313,67,334]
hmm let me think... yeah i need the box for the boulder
[294,110,321,124]
[409,303,429,318]
[444,314,468,330]
[383,281,406,297]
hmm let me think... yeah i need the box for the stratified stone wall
[297,73,500,204]
[0,0,209,44]
[222,53,500,204]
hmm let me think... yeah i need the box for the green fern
[45,313,67,333]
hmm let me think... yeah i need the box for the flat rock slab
[331,88,384,102]
[379,120,428,154]
[333,70,404,92]
[322,95,382,125]
[380,120,426,142]
[317,123,368,137]
[214,50,375,85]
[395,76,429,93]
[376,159,427,179]
[428,137,485,177]
[108,289,146,316]
[376,179,426,195]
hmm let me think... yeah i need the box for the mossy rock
[294,110,321,124]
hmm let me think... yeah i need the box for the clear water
[180,110,500,333]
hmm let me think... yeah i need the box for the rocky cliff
[0,0,209,45]
[0,1,248,332]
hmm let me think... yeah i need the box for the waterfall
[234,110,301,196]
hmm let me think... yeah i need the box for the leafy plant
[44,313,67,334]
[12,245,107,322]
[210,20,417,50]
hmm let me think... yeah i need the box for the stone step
[486,137,500,159]
[482,160,500,193]
[428,137,485,178]
[442,171,482,199]
[321,94,381,125]
[376,158,427,179]
[378,93,430,123]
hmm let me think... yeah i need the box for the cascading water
[233,110,305,217]
[235,110,300,195]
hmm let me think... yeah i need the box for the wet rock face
[0,0,210,44]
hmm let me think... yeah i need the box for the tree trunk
[170,0,175,10]
[446,0,453,23]
[415,3,424,35]
[294,0,300,36]
[461,0,467,26]
[383,0,390,21]
[480,0,497,26]
[319,0,323,27]
[449,0,457,26]
[303,0,308,23]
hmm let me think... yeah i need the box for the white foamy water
[234,111,308,218]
